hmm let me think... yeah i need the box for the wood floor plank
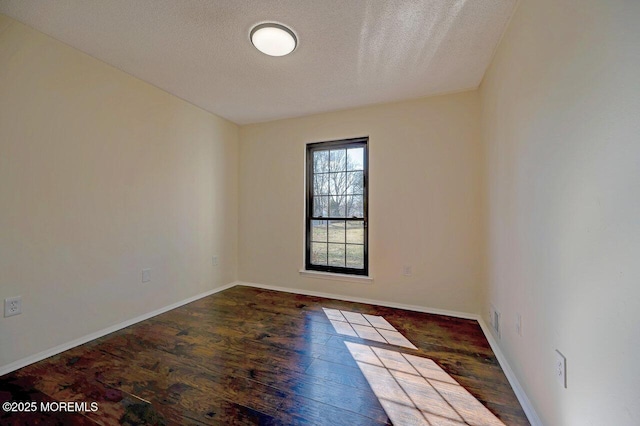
[0,285,529,425]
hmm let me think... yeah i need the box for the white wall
[0,15,239,368]
[480,0,640,424]
[239,92,483,314]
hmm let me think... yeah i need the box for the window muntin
[306,138,368,275]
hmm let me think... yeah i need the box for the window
[306,137,368,275]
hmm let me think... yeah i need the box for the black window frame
[305,137,369,276]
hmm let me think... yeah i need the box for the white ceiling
[0,0,517,124]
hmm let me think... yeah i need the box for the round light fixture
[250,23,297,57]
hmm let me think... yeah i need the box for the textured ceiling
[0,0,517,124]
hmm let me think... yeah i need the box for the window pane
[347,148,364,171]
[328,220,345,243]
[329,196,346,217]
[346,171,363,194]
[346,195,363,218]
[314,173,329,195]
[312,220,328,242]
[328,243,345,267]
[313,196,328,217]
[311,242,328,265]
[307,138,367,275]
[314,150,329,173]
[328,172,347,195]
[346,221,364,244]
[330,149,347,171]
[346,245,364,268]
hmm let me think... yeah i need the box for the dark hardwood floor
[0,285,529,425]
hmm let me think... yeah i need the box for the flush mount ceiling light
[250,23,297,57]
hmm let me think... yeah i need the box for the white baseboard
[1,279,543,426]
[236,280,543,426]
[476,319,543,426]
[236,280,478,320]
[0,281,239,376]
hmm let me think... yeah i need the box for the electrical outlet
[402,265,412,276]
[142,268,151,283]
[212,255,219,266]
[4,296,22,317]
[516,313,522,336]
[555,350,567,388]
[490,304,501,338]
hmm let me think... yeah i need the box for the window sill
[298,270,373,283]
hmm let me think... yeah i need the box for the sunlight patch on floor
[345,342,505,426]
[322,308,417,349]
